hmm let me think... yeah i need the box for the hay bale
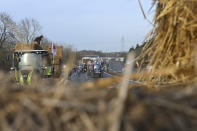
[15,43,43,50]
[53,65,61,77]
[52,58,60,65]
[137,0,197,84]
[15,43,35,50]
[46,46,63,58]
[0,81,197,131]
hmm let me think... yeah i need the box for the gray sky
[1,0,154,52]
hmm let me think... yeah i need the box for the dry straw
[110,53,134,131]
[1,76,197,131]
[137,0,197,85]
[1,0,197,131]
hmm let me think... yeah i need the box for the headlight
[41,66,48,69]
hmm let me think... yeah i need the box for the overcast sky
[1,0,154,52]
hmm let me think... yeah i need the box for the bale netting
[137,0,197,85]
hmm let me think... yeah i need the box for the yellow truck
[11,42,63,85]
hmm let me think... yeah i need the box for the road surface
[69,71,113,84]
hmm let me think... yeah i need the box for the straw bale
[52,58,60,65]
[15,43,43,50]
[55,46,63,58]
[47,46,63,58]
[54,65,61,77]
[137,0,197,85]
[15,43,34,50]
[0,78,197,131]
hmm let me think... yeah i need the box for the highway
[69,71,113,84]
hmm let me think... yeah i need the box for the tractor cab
[13,50,51,70]
[12,50,53,85]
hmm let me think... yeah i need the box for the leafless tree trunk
[16,18,41,43]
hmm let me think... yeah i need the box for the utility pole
[121,36,125,52]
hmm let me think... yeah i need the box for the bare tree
[16,18,41,43]
[0,12,17,48]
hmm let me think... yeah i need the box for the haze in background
[1,0,154,52]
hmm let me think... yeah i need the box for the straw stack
[137,0,197,85]
[0,80,197,131]
[15,43,43,50]
[15,43,35,50]
[46,46,63,58]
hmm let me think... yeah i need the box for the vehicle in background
[11,42,63,85]
[77,63,87,72]
[82,55,100,64]
[68,66,80,80]
[87,62,94,76]
[92,63,104,78]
